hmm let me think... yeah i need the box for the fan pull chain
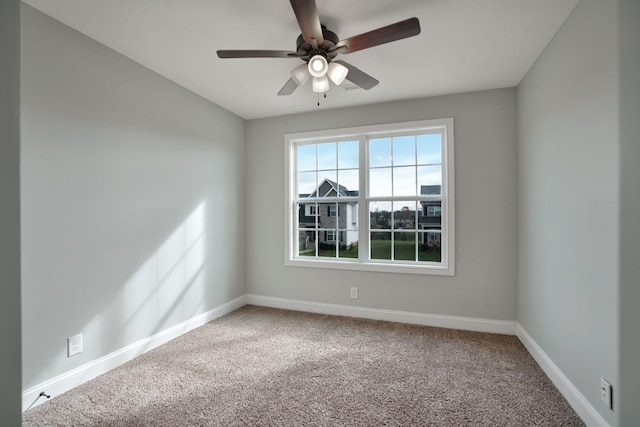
[317,91,327,107]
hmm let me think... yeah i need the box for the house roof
[306,179,359,198]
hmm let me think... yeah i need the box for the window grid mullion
[359,135,368,262]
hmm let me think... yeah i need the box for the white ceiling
[23,0,578,120]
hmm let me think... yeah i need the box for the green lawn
[371,239,441,262]
[304,240,440,262]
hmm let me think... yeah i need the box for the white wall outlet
[600,377,612,410]
[350,286,358,299]
[67,334,83,358]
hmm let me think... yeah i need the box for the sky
[296,132,443,202]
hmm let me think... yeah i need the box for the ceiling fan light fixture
[327,62,349,85]
[312,75,330,93]
[308,55,329,78]
[290,63,310,86]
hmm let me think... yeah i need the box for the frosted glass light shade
[312,75,330,93]
[290,63,309,86]
[327,62,349,85]
[308,55,328,78]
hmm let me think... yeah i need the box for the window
[285,119,454,275]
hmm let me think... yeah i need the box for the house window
[286,118,454,275]
[305,204,318,216]
[426,205,441,217]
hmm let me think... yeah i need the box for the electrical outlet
[67,334,83,358]
[350,286,358,299]
[600,377,612,410]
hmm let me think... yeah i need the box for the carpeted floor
[23,305,584,426]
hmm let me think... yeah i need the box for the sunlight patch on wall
[99,202,208,348]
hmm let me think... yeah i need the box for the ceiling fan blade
[334,60,379,90]
[278,78,299,96]
[217,50,301,59]
[333,17,421,55]
[289,0,324,46]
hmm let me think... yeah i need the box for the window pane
[421,200,442,229]
[338,140,359,169]
[299,203,318,226]
[417,134,441,165]
[298,171,316,197]
[338,169,359,195]
[393,136,415,166]
[393,232,416,261]
[393,201,417,230]
[370,231,391,260]
[318,230,337,257]
[338,230,358,259]
[298,230,316,257]
[369,168,392,197]
[418,229,442,262]
[370,201,391,230]
[369,138,391,167]
[297,144,316,172]
[319,203,337,228]
[317,142,336,170]
[316,171,337,196]
[393,166,416,196]
[417,165,442,194]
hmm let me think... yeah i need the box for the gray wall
[517,0,620,425]
[619,1,640,424]
[246,89,518,321]
[0,1,22,425]
[21,5,246,390]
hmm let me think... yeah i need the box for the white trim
[22,295,246,412]
[246,294,515,335]
[516,324,610,427]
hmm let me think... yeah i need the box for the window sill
[285,257,455,276]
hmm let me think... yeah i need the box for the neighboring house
[419,185,442,248]
[298,180,441,250]
[298,179,358,248]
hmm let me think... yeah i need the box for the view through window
[286,119,454,275]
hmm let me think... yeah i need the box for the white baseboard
[246,294,517,335]
[22,295,246,412]
[516,324,610,427]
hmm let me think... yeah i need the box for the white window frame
[285,118,455,276]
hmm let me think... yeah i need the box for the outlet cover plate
[600,377,612,409]
[68,334,83,357]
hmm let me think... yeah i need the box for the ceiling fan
[217,0,421,97]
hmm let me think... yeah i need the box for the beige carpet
[23,305,584,426]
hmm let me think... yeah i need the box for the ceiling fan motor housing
[296,25,340,62]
